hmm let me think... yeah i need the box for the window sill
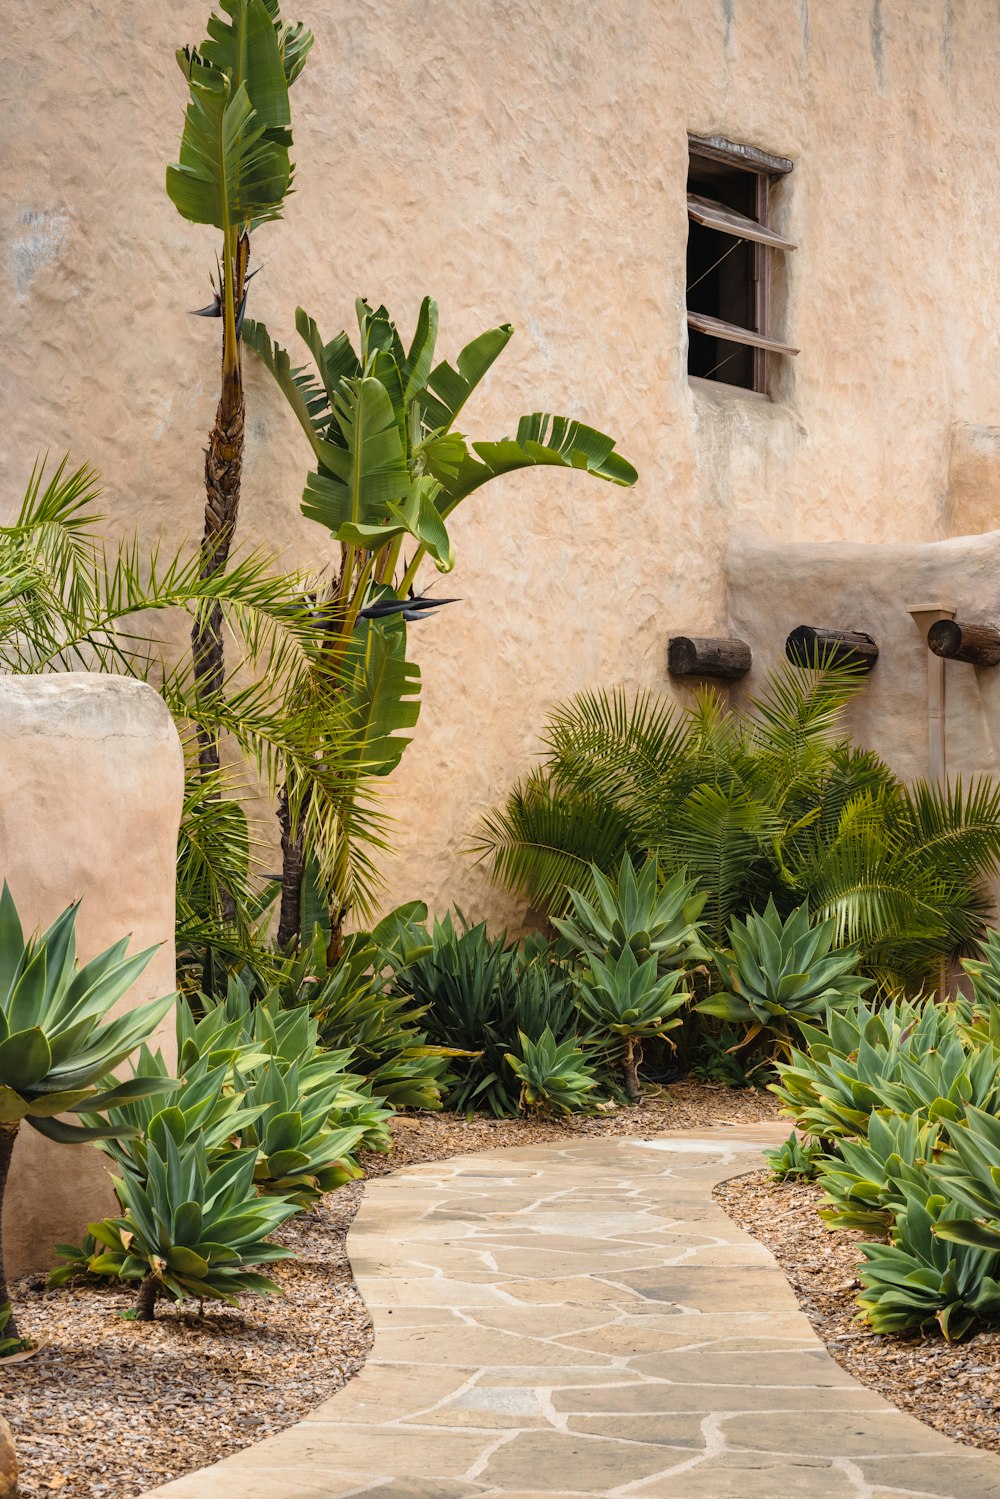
[688,375,770,402]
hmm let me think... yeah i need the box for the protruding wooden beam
[927,619,1000,666]
[785,625,879,672]
[668,635,752,680]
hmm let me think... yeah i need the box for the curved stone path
[145,1127,1000,1499]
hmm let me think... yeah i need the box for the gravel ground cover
[717,1169,1000,1455]
[0,1082,776,1499]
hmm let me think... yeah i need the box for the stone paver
[143,1127,1000,1499]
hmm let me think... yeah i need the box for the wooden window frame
[686,134,795,395]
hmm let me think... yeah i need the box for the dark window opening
[686,136,796,394]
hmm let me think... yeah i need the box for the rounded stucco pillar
[0,675,183,1277]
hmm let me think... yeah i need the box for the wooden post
[667,636,752,680]
[785,626,879,672]
[926,619,1000,666]
[907,602,955,787]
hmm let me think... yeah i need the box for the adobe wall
[3,1,1000,924]
[0,677,183,1276]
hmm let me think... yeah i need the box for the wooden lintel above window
[688,133,794,175]
[687,194,796,251]
[686,310,799,356]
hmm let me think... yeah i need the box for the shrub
[698,898,870,1060]
[398,915,581,1116]
[765,1130,821,1183]
[857,1184,1000,1341]
[93,1130,298,1320]
[505,1028,600,1116]
[553,858,707,970]
[772,995,990,1142]
[0,885,178,1335]
[575,948,689,1103]
[817,1112,941,1233]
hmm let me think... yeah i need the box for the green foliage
[962,926,1000,1006]
[553,858,707,969]
[0,883,177,1141]
[238,1058,364,1206]
[817,1112,941,1232]
[0,457,410,955]
[396,916,581,1117]
[476,661,1000,988]
[505,1027,600,1116]
[0,1301,29,1357]
[772,995,995,1143]
[764,1130,822,1183]
[268,920,451,1114]
[245,297,636,577]
[576,947,689,1101]
[928,1107,1000,1253]
[243,296,636,941]
[698,898,870,1058]
[89,1133,297,1315]
[857,1185,1000,1340]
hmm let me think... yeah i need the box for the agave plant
[505,1028,600,1116]
[962,926,1000,1007]
[0,886,178,1334]
[699,898,871,1058]
[764,1130,822,1183]
[818,1112,942,1234]
[575,949,689,1103]
[929,1107,1000,1252]
[857,1184,1000,1340]
[554,858,708,970]
[244,296,637,945]
[237,1058,365,1206]
[93,1127,298,1319]
[167,0,313,778]
[772,995,985,1142]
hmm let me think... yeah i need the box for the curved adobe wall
[0,676,183,1277]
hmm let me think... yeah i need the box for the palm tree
[165,0,313,779]
[475,658,1000,990]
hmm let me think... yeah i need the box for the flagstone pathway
[145,1127,1000,1499]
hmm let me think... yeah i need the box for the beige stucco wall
[3,1,1000,924]
[0,677,183,1276]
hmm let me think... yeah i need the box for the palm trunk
[276,786,305,950]
[0,1125,20,1339]
[136,1273,159,1322]
[622,1037,643,1105]
[191,230,248,783]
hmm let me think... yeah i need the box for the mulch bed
[0,1082,777,1499]
[717,1170,1000,1454]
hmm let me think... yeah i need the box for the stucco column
[0,675,183,1277]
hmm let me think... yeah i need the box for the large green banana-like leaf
[341,619,421,779]
[425,412,637,515]
[401,297,439,405]
[166,72,289,229]
[337,477,454,572]
[200,0,291,140]
[419,323,514,429]
[301,378,410,535]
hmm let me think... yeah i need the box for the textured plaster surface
[0,676,183,1276]
[726,528,1000,785]
[141,1128,1000,1499]
[5,3,1000,921]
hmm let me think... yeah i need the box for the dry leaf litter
[4,1084,778,1497]
[718,1169,1000,1455]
